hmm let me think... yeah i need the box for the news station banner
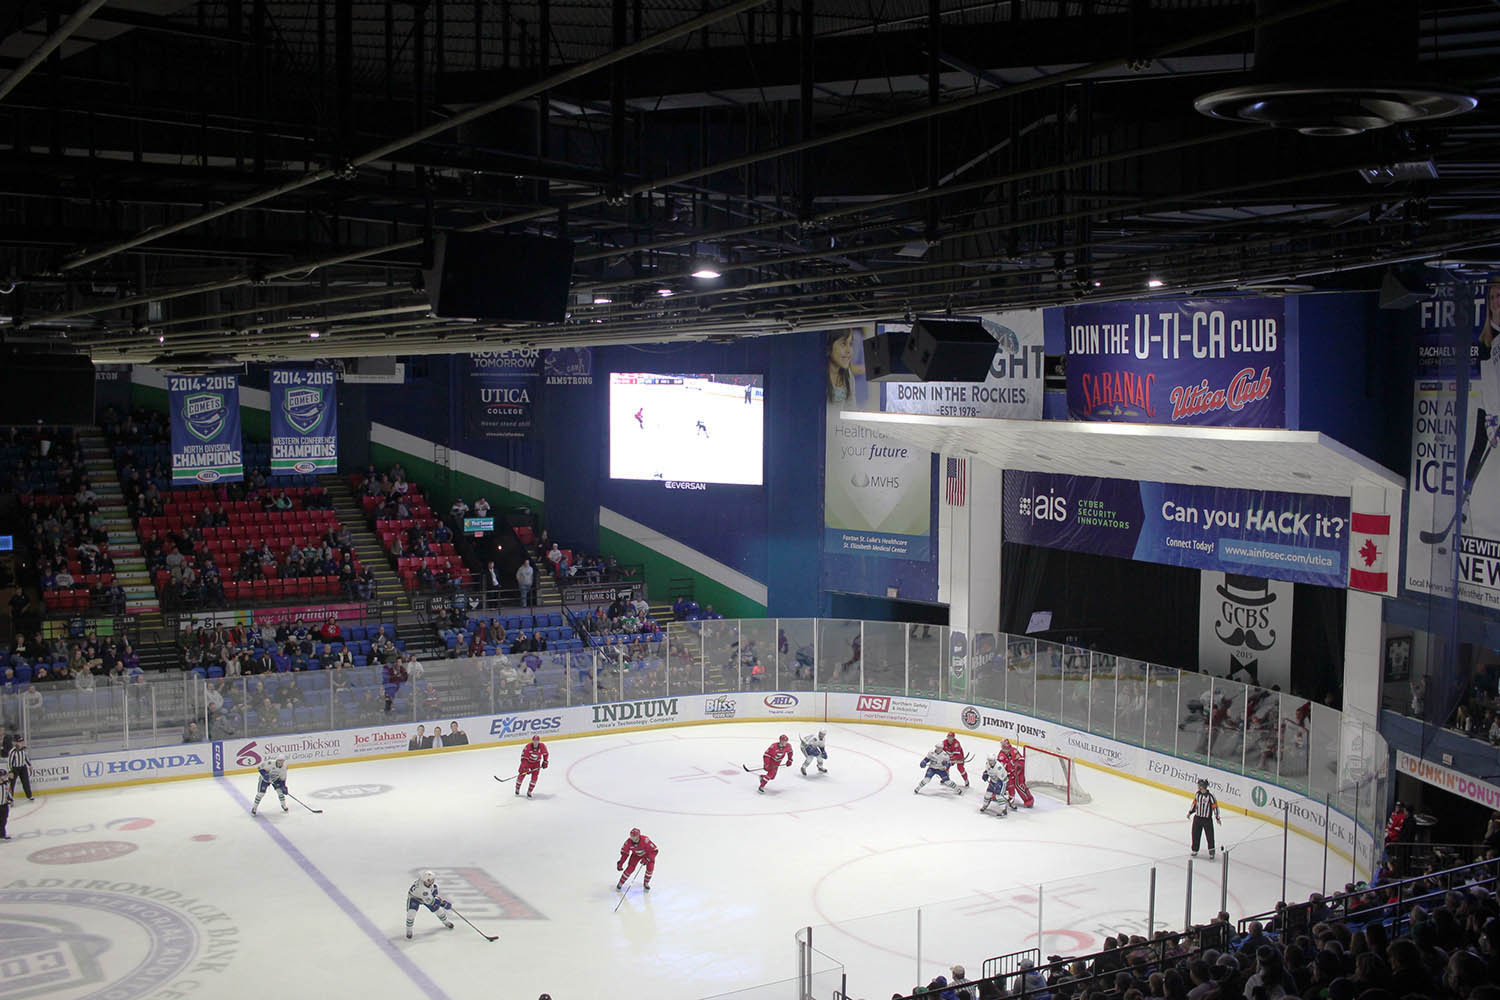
[1064,298,1286,427]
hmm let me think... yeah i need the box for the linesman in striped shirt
[7,736,32,801]
[0,766,12,840]
[1188,778,1222,859]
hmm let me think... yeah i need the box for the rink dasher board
[28,690,1378,876]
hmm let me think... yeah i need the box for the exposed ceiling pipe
[0,0,111,105]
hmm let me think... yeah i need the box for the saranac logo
[704,696,737,718]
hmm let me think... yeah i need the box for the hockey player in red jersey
[758,735,794,793]
[941,732,971,786]
[1000,740,1034,808]
[617,827,658,891]
[516,734,549,797]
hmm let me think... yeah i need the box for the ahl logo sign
[763,694,799,714]
[961,706,982,730]
[416,867,546,920]
[856,695,891,714]
[704,696,737,719]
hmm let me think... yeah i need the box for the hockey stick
[613,867,641,912]
[450,907,499,942]
[494,774,520,783]
[286,792,323,814]
[1420,427,1496,545]
[741,764,768,773]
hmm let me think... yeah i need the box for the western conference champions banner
[824,327,933,561]
[461,349,539,440]
[1064,297,1286,426]
[880,310,1045,419]
[168,373,243,484]
[1003,470,1350,588]
[1198,570,1295,690]
[270,368,338,474]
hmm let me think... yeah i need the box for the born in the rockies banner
[1064,298,1286,426]
[1003,470,1350,588]
[168,373,243,484]
[461,349,539,440]
[270,367,338,474]
[880,310,1045,420]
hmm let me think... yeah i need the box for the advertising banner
[1064,298,1286,426]
[1395,749,1500,810]
[824,328,934,561]
[461,350,539,439]
[270,367,338,474]
[1198,571,1295,689]
[1003,470,1351,588]
[880,310,1045,420]
[168,373,243,484]
[543,347,593,386]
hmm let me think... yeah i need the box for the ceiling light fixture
[593,295,613,305]
[691,265,721,280]
[309,331,321,338]
[1146,278,1165,289]
[656,288,674,297]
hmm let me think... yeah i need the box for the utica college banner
[168,373,243,484]
[1064,297,1286,427]
[462,350,539,440]
[270,367,338,474]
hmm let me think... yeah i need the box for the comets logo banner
[271,368,338,474]
[169,373,243,484]
[1064,298,1286,427]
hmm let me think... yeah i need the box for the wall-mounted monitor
[609,373,764,486]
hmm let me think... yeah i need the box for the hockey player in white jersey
[405,870,455,939]
[915,745,963,795]
[250,757,289,815]
[800,731,828,775]
[979,755,1011,816]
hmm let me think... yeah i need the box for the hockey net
[1022,745,1092,805]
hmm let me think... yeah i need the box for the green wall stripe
[599,524,767,618]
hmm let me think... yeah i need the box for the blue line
[218,777,457,1000]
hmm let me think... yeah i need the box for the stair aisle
[321,474,411,614]
[79,429,160,615]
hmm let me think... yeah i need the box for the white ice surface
[1,722,1334,1000]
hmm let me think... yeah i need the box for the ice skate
[406,928,412,940]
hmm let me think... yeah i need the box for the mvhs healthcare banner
[880,310,1045,420]
[461,350,539,440]
[1064,298,1286,427]
[270,368,338,475]
[1003,470,1350,588]
[169,373,243,484]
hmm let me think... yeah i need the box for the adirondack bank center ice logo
[0,881,239,1000]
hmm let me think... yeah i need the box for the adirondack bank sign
[1396,750,1500,809]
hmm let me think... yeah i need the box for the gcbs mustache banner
[462,350,539,440]
[1198,571,1294,690]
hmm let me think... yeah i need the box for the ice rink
[2,721,1334,1000]
[609,377,764,484]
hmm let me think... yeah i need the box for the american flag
[945,457,967,506]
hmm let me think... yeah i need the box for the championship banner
[824,328,933,561]
[880,310,1045,420]
[270,367,338,474]
[1405,378,1500,610]
[462,350,539,440]
[1003,470,1350,588]
[1064,298,1286,426]
[168,373,243,484]
[1198,571,1294,690]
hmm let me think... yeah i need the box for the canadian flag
[1348,512,1392,595]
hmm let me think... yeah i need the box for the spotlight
[593,295,613,305]
[1146,277,1165,288]
[690,267,721,280]
[657,288,674,297]
[309,331,321,338]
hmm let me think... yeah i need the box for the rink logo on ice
[28,841,139,865]
[703,696,737,719]
[310,784,394,799]
[417,867,546,920]
[763,694,799,714]
[0,884,239,1000]
[590,698,680,729]
[489,714,564,738]
[7,819,155,843]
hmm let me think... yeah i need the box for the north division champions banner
[462,350,539,440]
[1003,470,1350,588]
[1064,298,1286,426]
[168,373,243,484]
[270,368,338,475]
[880,310,1045,420]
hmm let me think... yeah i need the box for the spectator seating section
[351,474,475,592]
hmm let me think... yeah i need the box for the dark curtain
[1291,583,1347,705]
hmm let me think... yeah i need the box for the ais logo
[1017,488,1068,522]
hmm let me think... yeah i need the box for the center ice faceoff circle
[564,734,893,815]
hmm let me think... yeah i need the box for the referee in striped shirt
[1188,778,1222,858]
[0,766,11,840]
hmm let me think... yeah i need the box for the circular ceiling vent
[1194,84,1476,136]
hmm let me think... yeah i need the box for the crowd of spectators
[2,628,144,730]
[1403,667,1500,746]
[576,592,664,644]
[357,464,472,593]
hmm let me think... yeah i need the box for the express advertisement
[168,373,243,484]
[1064,298,1286,427]
[270,367,338,475]
[1003,470,1351,588]
[461,350,539,440]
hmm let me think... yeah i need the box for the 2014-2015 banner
[1003,470,1350,588]
[169,373,243,484]
[270,367,338,474]
[1064,298,1286,426]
